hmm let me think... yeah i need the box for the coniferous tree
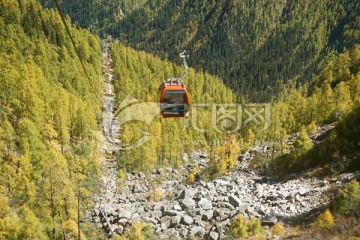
[293,127,313,157]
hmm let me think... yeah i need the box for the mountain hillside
[1,0,360,239]
[118,0,360,101]
[109,41,360,180]
[42,0,360,101]
[93,41,360,239]
[40,0,147,36]
[0,0,102,238]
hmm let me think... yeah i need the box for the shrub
[123,221,156,240]
[117,168,127,192]
[293,127,313,157]
[246,217,263,236]
[347,237,360,240]
[307,121,317,135]
[188,173,195,184]
[112,235,127,240]
[154,188,164,201]
[226,214,263,238]
[226,214,248,238]
[316,209,334,230]
[270,223,286,236]
[167,191,174,198]
[63,219,87,240]
[331,180,360,216]
[215,158,228,176]
[192,164,200,174]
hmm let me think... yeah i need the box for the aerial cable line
[52,0,100,101]
[136,53,188,86]
[148,61,172,82]
[133,60,172,84]
[131,50,186,84]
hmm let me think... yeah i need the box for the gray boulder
[190,226,205,238]
[93,209,100,217]
[298,187,307,196]
[160,216,172,229]
[179,228,188,238]
[181,215,194,225]
[142,217,157,225]
[228,195,242,208]
[198,198,212,210]
[170,215,182,227]
[216,202,235,210]
[163,210,179,217]
[180,198,196,209]
[209,231,219,240]
[153,202,162,211]
[201,210,214,221]
[118,209,132,219]
[178,189,197,200]
[162,228,177,237]
[262,215,277,226]
[173,204,182,211]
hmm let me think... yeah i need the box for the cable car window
[163,90,186,104]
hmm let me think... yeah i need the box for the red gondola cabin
[158,79,190,118]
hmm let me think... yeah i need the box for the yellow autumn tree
[188,173,195,184]
[316,209,334,230]
[216,132,240,175]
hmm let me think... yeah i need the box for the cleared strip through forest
[93,40,121,235]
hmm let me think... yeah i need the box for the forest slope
[1,1,359,239]
[0,0,102,238]
[42,0,360,101]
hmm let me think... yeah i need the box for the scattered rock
[298,187,307,195]
[198,198,212,210]
[190,226,205,238]
[170,215,181,227]
[262,215,277,226]
[163,210,178,217]
[209,231,219,240]
[118,209,132,219]
[177,189,197,200]
[93,116,359,240]
[180,198,196,210]
[143,217,157,225]
[228,195,242,208]
[160,216,172,229]
[173,205,182,211]
[181,215,194,225]
[201,210,214,221]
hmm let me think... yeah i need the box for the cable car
[158,79,190,118]
[159,51,190,118]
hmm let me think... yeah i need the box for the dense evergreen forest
[40,0,147,36]
[41,0,360,101]
[40,0,360,173]
[0,0,102,238]
[110,42,360,178]
[1,0,359,239]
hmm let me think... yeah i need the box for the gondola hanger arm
[167,50,189,85]
[178,50,189,84]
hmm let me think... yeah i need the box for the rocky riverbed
[90,151,358,239]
